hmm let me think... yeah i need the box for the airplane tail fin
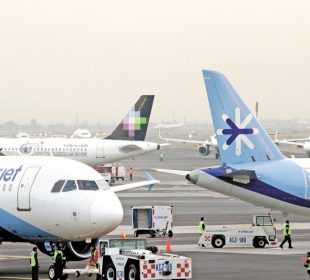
[202,70,284,164]
[106,95,154,141]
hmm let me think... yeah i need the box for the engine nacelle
[36,239,99,261]
[198,145,211,156]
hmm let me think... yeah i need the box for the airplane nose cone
[90,192,123,235]
[186,169,200,184]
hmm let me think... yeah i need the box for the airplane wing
[154,168,189,176]
[111,173,160,193]
[159,130,212,145]
[274,139,305,148]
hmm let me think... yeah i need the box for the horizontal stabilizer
[220,169,257,184]
[154,168,189,176]
[119,144,143,152]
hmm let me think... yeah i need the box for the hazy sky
[0,0,309,125]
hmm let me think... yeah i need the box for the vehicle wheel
[211,236,225,248]
[150,231,156,238]
[134,231,138,237]
[168,230,173,238]
[253,237,266,248]
[48,265,56,280]
[105,263,116,280]
[75,271,80,277]
[127,264,138,280]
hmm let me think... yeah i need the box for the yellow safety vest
[53,250,63,264]
[307,257,310,271]
[282,223,291,236]
[30,252,37,267]
[199,221,205,234]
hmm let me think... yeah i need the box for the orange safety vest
[88,248,99,266]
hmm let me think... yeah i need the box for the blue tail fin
[106,95,154,141]
[202,70,284,164]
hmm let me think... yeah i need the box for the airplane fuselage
[188,158,310,216]
[0,138,159,166]
[0,156,123,242]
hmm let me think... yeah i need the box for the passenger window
[62,180,77,192]
[51,180,65,193]
[77,180,99,191]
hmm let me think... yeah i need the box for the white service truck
[56,238,192,280]
[99,238,192,280]
[132,206,173,238]
[198,215,277,249]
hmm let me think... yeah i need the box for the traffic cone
[165,239,171,252]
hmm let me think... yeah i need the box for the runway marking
[0,255,28,259]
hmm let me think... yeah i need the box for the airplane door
[96,142,105,158]
[17,167,41,211]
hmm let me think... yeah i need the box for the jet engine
[198,145,211,156]
[36,239,99,261]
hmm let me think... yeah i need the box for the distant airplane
[71,128,92,138]
[0,156,158,261]
[275,134,310,157]
[153,122,184,130]
[158,70,310,217]
[0,95,161,166]
[159,130,219,158]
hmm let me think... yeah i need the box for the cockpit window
[96,179,110,190]
[77,180,99,191]
[51,180,65,193]
[62,180,77,192]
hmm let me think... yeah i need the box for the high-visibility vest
[89,248,99,266]
[53,250,63,264]
[282,223,291,236]
[30,252,37,267]
[199,221,205,234]
[307,257,310,271]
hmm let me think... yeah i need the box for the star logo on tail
[217,107,259,156]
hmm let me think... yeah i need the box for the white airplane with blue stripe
[159,70,310,216]
[0,156,158,260]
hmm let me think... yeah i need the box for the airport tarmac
[0,144,310,280]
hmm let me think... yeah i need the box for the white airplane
[0,95,160,166]
[275,135,310,158]
[0,156,158,260]
[159,130,219,158]
[157,70,310,217]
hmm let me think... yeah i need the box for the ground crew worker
[129,167,134,181]
[53,244,64,279]
[30,247,39,280]
[160,152,164,162]
[279,220,293,248]
[88,246,100,280]
[199,216,206,235]
[304,252,310,278]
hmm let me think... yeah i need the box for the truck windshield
[256,216,273,226]
[109,239,146,250]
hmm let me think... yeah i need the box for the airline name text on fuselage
[0,165,23,182]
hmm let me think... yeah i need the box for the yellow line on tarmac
[0,255,28,259]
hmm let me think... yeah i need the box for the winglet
[145,172,155,191]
